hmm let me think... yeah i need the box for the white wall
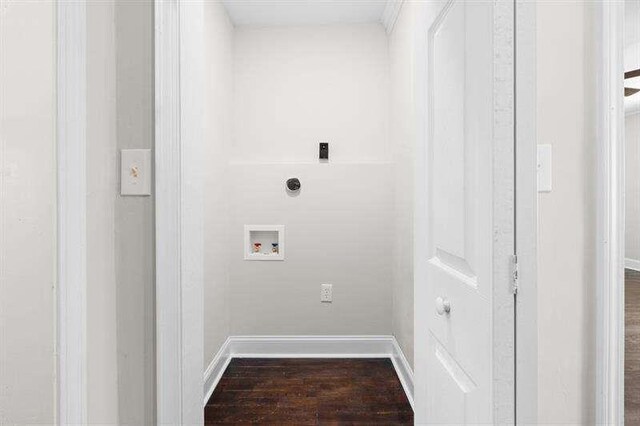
[387,3,418,368]
[537,2,596,423]
[114,2,156,424]
[87,1,119,423]
[627,113,640,266]
[232,24,390,163]
[228,24,394,336]
[0,1,56,423]
[228,163,394,335]
[87,1,156,424]
[204,0,234,367]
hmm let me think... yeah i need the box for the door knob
[436,297,451,315]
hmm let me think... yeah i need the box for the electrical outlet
[321,284,332,303]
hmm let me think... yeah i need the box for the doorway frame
[412,0,538,423]
[154,0,205,424]
[514,0,538,423]
[595,1,626,424]
[57,0,88,423]
[152,0,539,423]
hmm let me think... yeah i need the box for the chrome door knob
[436,297,451,315]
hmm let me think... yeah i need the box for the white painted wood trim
[626,258,640,272]
[595,1,626,424]
[390,337,414,410]
[155,0,205,424]
[515,1,538,423]
[179,1,205,423]
[155,1,182,422]
[57,1,87,424]
[228,335,396,358]
[202,336,414,409]
[203,338,232,406]
[381,0,405,34]
[491,1,517,423]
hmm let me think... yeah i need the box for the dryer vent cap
[286,178,301,191]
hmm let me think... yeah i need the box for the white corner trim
[626,258,640,272]
[390,338,414,409]
[202,335,414,410]
[515,0,538,423]
[595,1,626,424]
[155,0,183,422]
[155,0,205,424]
[203,338,232,406]
[57,0,87,424]
[381,0,405,34]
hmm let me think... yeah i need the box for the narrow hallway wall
[387,1,422,369]
[0,1,56,423]
[87,0,119,422]
[204,0,234,369]
[114,1,156,424]
[537,1,597,422]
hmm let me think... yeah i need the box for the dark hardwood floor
[204,358,413,425]
[627,269,640,424]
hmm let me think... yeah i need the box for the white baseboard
[626,258,640,271]
[202,335,414,409]
[203,337,232,405]
[390,338,414,409]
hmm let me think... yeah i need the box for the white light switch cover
[121,149,151,196]
[537,144,552,193]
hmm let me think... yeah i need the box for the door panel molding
[416,0,515,423]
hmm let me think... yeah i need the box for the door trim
[515,0,538,423]
[595,1,625,424]
[57,1,88,423]
[413,0,524,422]
[155,0,205,424]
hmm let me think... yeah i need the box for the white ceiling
[221,0,388,27]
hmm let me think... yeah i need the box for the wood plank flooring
[204,358,413,425]
[627,269,640,424]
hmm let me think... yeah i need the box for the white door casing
[415,0,515,423]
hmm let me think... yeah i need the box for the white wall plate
[121,149,151,196]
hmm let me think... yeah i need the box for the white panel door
[415,0,515,423]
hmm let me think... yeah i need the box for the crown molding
[381,0,404,34]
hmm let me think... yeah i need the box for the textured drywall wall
[0,1,56,423]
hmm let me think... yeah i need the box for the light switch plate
[121,149,151,196]
[537,144,552,193]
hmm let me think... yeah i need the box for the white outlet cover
[121,149,151,196]
[321,284,332,303]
